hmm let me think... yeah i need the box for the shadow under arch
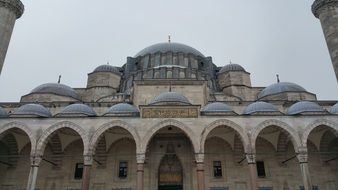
[36,121,89,156]
[251,119,301,153]
[140,119,199,154]
[0,121,36,152]
[200,119,249,153]
[89,120,140,154]
[302,119,338,146]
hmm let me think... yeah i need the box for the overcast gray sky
[0,0,337,102]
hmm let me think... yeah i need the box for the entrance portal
[158,144,183,190]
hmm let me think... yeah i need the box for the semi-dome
[331,103,338,114]
[93,65,121,74]
[243,101,280,115]
[201,102,235,115]
[149,92,191,105]
[135,42,204,57]
[0,106,8,118]
[219,64,246,73]
[57,104,96,117]
[31,83,80,100]
[105,103,139,116]
[258,82,307,99]
[11,104,52,118]
[287,101,325,115]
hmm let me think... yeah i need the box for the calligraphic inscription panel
[142,108,198,118]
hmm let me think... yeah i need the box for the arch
[36,121,89,156]
[0,121,36,152]
[251,119,301,153]
[140,119,199,154]
[302,119,338,146]
[89,120,140,154]
[200,119,249,153]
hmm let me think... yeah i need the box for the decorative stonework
[251,119,301,151]
[302,119,338,146]
[200,119,248,153]
[297,147,308,164]
[83,154,93,165]
[140,119,199,154]
[89,120,140,153]
[195,153,204,163]
[36,121,90,155]
[141,107,198,118]
[246,153,256,164]
[0,0,24,18]
[312,0,338,18]
[30,155,42,166]
[136,153,146,164]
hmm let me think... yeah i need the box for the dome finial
[57,75,61,84]
[276,74,280,83]
[168,34,171,43]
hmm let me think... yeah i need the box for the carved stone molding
[246,153,256,164]
[297,146,308,163]
[30,155,42,167]
[312,0,338,18]
[0,0,24,18]
[83,154,93,166]
[195,153,204,163]
[136,153,146,164]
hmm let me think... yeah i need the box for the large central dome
[135,42,205,57]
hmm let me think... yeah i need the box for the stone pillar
[26,155,42,190]
[297,150,312,190]
[246,153,258,190]
[195,153,205,190]
[0,0,24,75]
[136,153,145,190]
[312,0,338,82]
[81,155,93,190]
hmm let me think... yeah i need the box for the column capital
[312,0,338,18]
[83,154,93,166]
[30,155,42,167]
[246,153,256,164]
[195,153,204,163]
[0,0,24,18]
[297,152,309,164]
[136,153,146,164]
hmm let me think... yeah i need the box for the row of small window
[74,161,128,180]
[212,161,266,178]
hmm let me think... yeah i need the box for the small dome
[11,104,52,118]
[105,103,139,116]
[93,65,121,74]
[135,42,204,57]
[149,92,191,105]
[258,82,307,99]
[201,102,233,113]
[31,83,80,100]
[331,103,338,114]
[0,106,8,118]
[287,101,325,115]
[243,101,280,115]
[58,104,96,117]
[219,64,245,73]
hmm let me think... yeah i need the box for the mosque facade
[0,1,338,190]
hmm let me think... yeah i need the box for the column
[81,155,93,190]
[246,153,258,190]
[297,149,312,190]
[26,155,42,190]
[136,153,145,190]
[195,153,205,190]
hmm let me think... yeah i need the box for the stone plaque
[142,107,198,118]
